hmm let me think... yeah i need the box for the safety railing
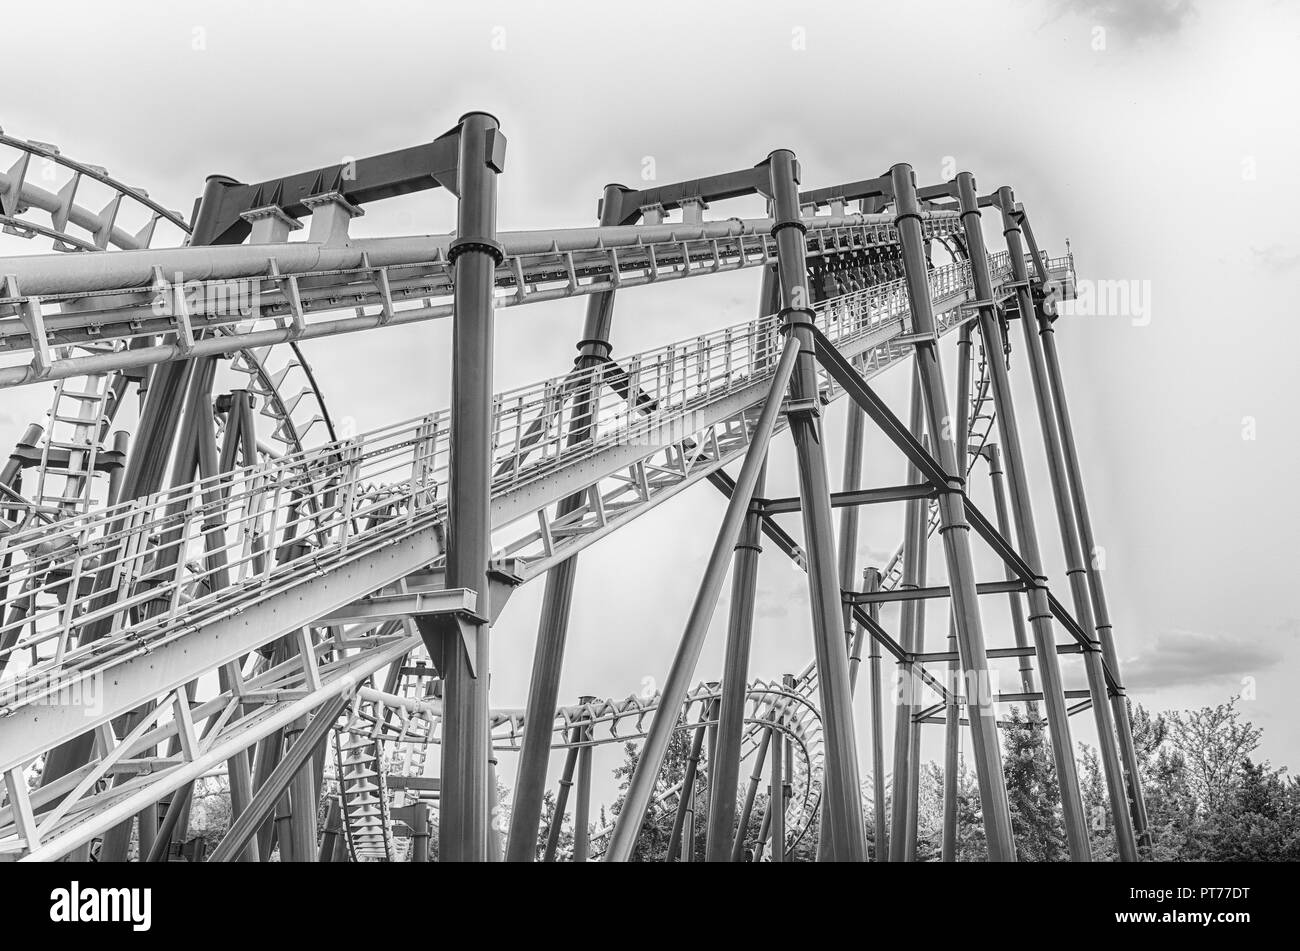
[0,252,1006,713]
[0,211,965,388]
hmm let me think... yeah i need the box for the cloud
[1046,0,1198,42]
[1251,245,1300,275]
[1123,627,1284,690]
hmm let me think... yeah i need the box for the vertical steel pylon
[890,367,927,862]
[1015,208,1150,850]
[1001,192,1143,859]
[704,269,779,863]
[422,111,505,862]
[952,171,1092,860]
[767,149,867,862]
[861,567,888,861]
[887,163,1016,861]
[942,321,974,862]
[817,345,869,864]
[983,443,1039,703]
[506,183,626,861]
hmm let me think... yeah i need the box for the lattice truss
[0,114,1146,864]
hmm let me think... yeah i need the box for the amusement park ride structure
[0,112,1146,863]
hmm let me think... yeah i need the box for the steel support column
[705,268,779,863]
[768,149,866,862]
[816,348,870,863]
[942,321,974,861]
[412,805,431,864]
[999,190,1137,861]
[669,702,710,862]
[319,798,343,863]
[889,163,1015,861]
[1017,209,1150,849]
[985,444,1038,703]
[425,112,504,863]
[506,183,627,862]
[572,701,594,863]
[604,334,802,862]
[954,172,1090,860]
[890,379,927,863]
[730,720,772,862]
[858,568,888,860]
[768,720,785,863]
[542,731,581,862]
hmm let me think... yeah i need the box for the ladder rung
[56,390,106,401]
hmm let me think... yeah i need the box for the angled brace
[807,324,955,491]
[150,265,195,355]
[2,274,52,377]
[268,259,305,339]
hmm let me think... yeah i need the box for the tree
[609,715,706,862]
[1166,698,1262,813]
[1203,758,1300,861]
[1002,706,1067,861]
[536,789,574,861]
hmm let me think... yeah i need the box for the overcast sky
[2,0,1297,818]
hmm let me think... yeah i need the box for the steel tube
[705,268,780,863]
[941,320,975,862]
[208,695,349,863]
[429,112,503,863]
[889,163,1015,861]
[999,192,1137,861]
[0,209,928,297]
[769,149,866,862]
[890,378,927,863]
[572,707,594,863]
[543,733,580,862]
[506,184,626,862]
[603,333,801,862]
[986,444,1038,703]
[954,172,1090,860]
[860,568,888,860]
[668,706,709,862]
[769,722,785,863]
[703,457,767,863]
[730,722,772,862]
[319,798,343,863]
[1018,209,1151,848]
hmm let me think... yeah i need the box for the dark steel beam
[759,482,936,515]
[768,148,866,862]
[419,112,505,863]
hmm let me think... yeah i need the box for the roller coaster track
[0,120,1112,865]
[0,231,1066,859]
[0,132,338,527]
[337,678,823,862]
